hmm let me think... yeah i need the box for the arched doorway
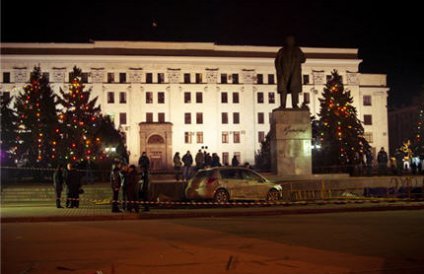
[147,134,166,172]
[139,122,173,172]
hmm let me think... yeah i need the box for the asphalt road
[2,211,424,274]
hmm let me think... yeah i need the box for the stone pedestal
[270,109,312,177]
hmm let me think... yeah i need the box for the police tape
[59,197,424,207]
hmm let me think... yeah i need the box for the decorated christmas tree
[57,66,102,163]
[412,102,424,158]
[14,66,59,166]
[316,70,370,168]
[1,92,17,165]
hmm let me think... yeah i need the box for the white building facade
[0,41,389,170]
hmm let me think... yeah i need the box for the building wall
[0,42,389,167]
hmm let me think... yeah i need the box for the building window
[81,72,89,83]
[196,92,203,103]
[158,73,165,84]
[158,92,165,104]
[268,74,275,84]
[146,113,153,123]
[303,92,310,104]
[146,92,153,104]
[42,72,50,81]
[232,92,239,103]
[107,92,115,103]
[222,152,229,165]
[184,73,191,83]
[222,113,228,124]
[119,72,126,83]
[258,112,265,124]
[233,113,240,124]
[364,114,373,125]
[185,132,192,144]
[2,72,11,83]
[119,92,127,104]
[119,113,127,125]
[232,73,239,84]
[233,131,241,143]
[196,113,203,124]
[185,113,192,124]
[363,95,372,106]
[146,73,153,83]
[184,92,191,103]
[303,75,310,85]
[195,73,202,83]
[269,92,275,104]
[221,73,227,84]
[222,132,229,143]
[257,74,263,84]
[221,92,228,103]
[257,92,264,103]
[158,113,165,123]
[196,132,204,144]
[258,131,265,143]
[107,73,115,83]
[364,132,373,143]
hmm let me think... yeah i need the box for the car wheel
[214,189,230,203]
[267,189,280,202]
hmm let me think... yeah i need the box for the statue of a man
[274,35,306,109]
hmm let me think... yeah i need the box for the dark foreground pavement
[2,211,424,274]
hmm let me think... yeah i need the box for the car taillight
[207,177,217,184]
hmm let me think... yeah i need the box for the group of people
[172,150,242,181]
[52,163,82,208]
[52,152,152,212]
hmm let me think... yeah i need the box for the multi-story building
[0,41,389,170]
[389,105,420,154]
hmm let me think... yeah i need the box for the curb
[2,204,424,223]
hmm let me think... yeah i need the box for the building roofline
[1,41,359,59]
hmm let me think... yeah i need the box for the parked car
[185,167,282,203]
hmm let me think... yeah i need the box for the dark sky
[2,0,423,108]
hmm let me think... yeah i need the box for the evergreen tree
[0,93,17,165]
[14,66,59,166]
[412,102,424,158]
[57,66,101,163]
[317,70,370,168]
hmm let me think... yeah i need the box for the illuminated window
[222,152,229,165]
[364,132,373,143]
[222,132,229,143]
[185,132,192,144]
[233,131,241,143]
[196,132,204,144]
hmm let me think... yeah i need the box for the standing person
[365,150,373,176]
[121,164,129,211]
[64,163,81,208]
[195,149,204,170]
[110,163,123,213]
[173,152,182,181]
[204,153,212,168]
[138,152,150,173]
[140,165,150,212]
[53,165,65,208]
[377,147,388,175]
[211,153,221,167]
[231,155,240,167]
[182,151,193,181]
[126,165,139,213]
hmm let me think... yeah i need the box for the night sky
[2,0,423,108]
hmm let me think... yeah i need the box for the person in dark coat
[204,153,212,168]
[53,165,65,208]
[173,152,182,181]
[377,147,388,175]
[231,155,240,167]
[64,163,81,208]
[138,152,150,173]
[121,164,129,210]
[274,35,306,109]
[365,150,373,176]
[139,166,150,212]
[125,165,139,213]
[182,151,193,181]
[195,149,204,170]
[211,153,221,167]
[110,163,123,213]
